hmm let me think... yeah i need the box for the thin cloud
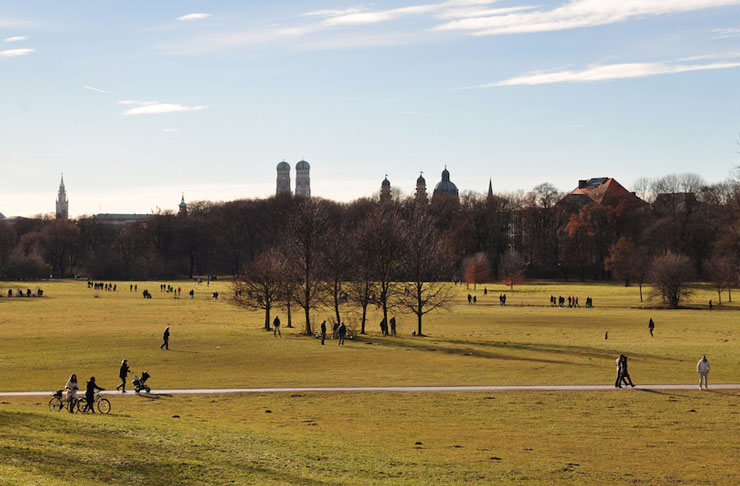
[121,101,210,116]
[177,13,212,21]
[435,0,740,35]
[712,27,740,38]
[471,58,740,87]
[4,36,27,43]
[83,85,110,95]
[0,48,34,57]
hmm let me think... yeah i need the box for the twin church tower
[276,160,311,197]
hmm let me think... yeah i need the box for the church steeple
[487,178,493,200]
[178,193,188,217]
[56,173,69,219]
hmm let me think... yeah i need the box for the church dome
[417,173,426,185]
[0,212,5,219]
[382,176,391,187]
[433,167,459,198]
[296,160,310,171]
[277,161,290,171]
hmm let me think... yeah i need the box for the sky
[1,0,740,217]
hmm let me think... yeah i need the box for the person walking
[697,355,710,390]
[320,320,327,345]
[648,318,655,337]
[337,321,346,346]
[116,359,131,393]
[273,316,281,337]
[161,326,170,350]
[64,373,79,413]
[390,317,396,336]
[83,376,104,413]
[615,355,635,388]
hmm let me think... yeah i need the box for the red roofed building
[561,177,643,208]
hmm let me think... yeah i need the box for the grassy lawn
[1,279,738,484]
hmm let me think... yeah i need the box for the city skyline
[2,1,740,217]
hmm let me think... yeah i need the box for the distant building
[295,159,311,198]
[487,178,494,200]
[380,175,392,203]
[93,213,151,225]
[561,177,642,208]
[56,174,69,219]
[276,161,291,196]
[415,172,428,206]
[432,166,459,203]
[178,193,188,217]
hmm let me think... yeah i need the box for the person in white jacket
[64,374,79,413]
[697,355,710,390]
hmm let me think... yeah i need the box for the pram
[133,371,151,393]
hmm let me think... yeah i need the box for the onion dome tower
[380,175,392,203]
[295,159,311,198]
[56,173,69,219]
[178,193,188,217]
[415,172,428,206]
[276,160,291,196]
[432,166,459,203]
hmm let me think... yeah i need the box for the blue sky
[1,0,740,217]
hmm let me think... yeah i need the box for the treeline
[0,172,738,295]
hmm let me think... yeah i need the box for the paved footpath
[2,384,739,397]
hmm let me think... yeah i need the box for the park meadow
[1,278,738,485]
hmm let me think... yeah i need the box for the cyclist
[83,376,105,413]
[64,373,78,413]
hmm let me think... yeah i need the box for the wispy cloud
[83,85,110,95]
[712,27,740,38]
[435,0,740,35]
[177,13,212,21]
[470,57,740,87]
[120,100,210,116]
[0,48,34,57]
[4,36,27,43]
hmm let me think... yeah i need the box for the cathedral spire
[56,173,69,219]
[487,178,493,200]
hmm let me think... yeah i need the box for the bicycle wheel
[76,398,88,413]
[48,396,62,412]
[97,398,111,414]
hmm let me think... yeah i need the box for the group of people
[63,373,104,413]
[466,292,507,305]
[5,288,44,297]
[88,281,117,291]
[550,295,586,307]
[616,354,712,390]
[379,317,396,336]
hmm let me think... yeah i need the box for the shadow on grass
[0,410,336,486]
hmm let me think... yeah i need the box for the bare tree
[322,227,352,326]
[649,253,694,308]
[347,223,376,334]
[499,248,526,291]
[604,237,650,302]
[398,211,453,336]
[285,199,329,335]
[362,208,404,328]
[232,249,285,330]
[703,253,737,305]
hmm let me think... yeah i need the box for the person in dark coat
[337,321,346,346]
[648,318,655,337]
[83,376,104,413]
[116,359,131,393]
[615,355,635,388]
[390,317,396,336]
[161,326,170,350]
[320,320,327,345]
[273,316,281,337]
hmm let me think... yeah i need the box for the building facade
[295,160,311,198]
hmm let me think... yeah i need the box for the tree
[398,211,453,336]
[649,253,694,308]
[232,250,285,331]
[462,252,490,289]
[321,227,352,326]
[285,199,329,335]
[500,248,526,291]
[39,219,80,277]
[0,222,16,277]
[605,237,650,302]
[703,253,737,305]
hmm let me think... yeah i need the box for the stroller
[133,371,151,393]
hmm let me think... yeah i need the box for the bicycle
[77,391,111,414]
[48,390,64,412]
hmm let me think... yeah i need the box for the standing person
[337,321,346,346]
[161,326,170,350]
[116,359,131,393]
[64,374,79,413]
[390,317,396,336]
[320,320,327,345]
[273,316,281,337]
[697,355,710,390]
[648,318,655,337]
[709,300,713,310]
[83,376,104,413]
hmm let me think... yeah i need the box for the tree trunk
[189,253,194,279]
[639,284,643,303]
[360,304,367,334]
[304,305,312,335]
[286,296,293,328]
[717,289,722,305]
[264,305,271,331]
[417,312,423,336]
[729,288,732,302]
[333,281,341,325]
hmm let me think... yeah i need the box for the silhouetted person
[467,294,472,305]
[116,359,131,393]
[648,318,655,337]
[337,321,346,346]
[615,355,635,388]
[273,316,281,337]
[390,317,396,336]
[161,326,170,350]
[709,300,713,310]
[83,376,104,413]
[320,320,327,345]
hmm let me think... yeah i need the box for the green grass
[1,279,739,484]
